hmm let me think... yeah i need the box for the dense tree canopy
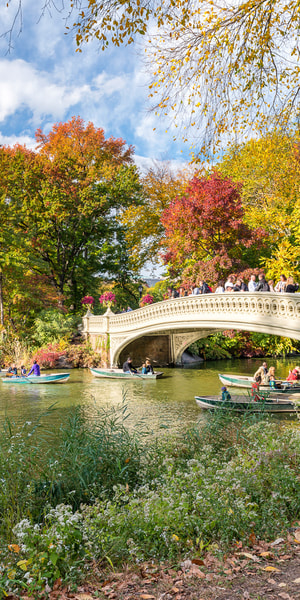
[120,163,193,271]
[161,171,267,283]
[0,117,142,312]
[220,132,300,280]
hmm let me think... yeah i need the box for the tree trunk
[0,270,4,326]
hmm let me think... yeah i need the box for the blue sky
[0,0,191,171]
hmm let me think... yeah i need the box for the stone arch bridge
[81,293,300,367]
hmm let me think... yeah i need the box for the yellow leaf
[263,566,281,572]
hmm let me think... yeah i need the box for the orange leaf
[294,529,300,542]
[8,544,20,553]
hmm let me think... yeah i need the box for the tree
[161,171,267,284]
[4,1,300,155]
[120,163,194,271]
[219,132,300,280]
[0,117,142,310]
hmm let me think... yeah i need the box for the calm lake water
[1,357,300,434]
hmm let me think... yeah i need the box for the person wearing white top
[215,280,225,293]
[248,274,257,292]
[275,274,287,293]
[224,274,235,290]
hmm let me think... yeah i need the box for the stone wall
[118,335,171,368]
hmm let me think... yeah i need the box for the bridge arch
[82,293,300,366]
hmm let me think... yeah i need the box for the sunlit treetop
[71,0,300,157]
[4,1,300,158]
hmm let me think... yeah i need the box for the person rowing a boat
[122,357,137,374]
[221,386,231,401]
[27,360,40,377]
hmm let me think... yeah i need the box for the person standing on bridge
[256,273,270,292]
[285,277,299,293]
[199,280,212,294]
[275,274,287,293]
[248,274,257,292]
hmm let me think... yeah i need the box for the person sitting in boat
[7,364,18,377]
[145,359,154,374]
[20,365,27,377]
[253,366,268,385]
[141,363,147,374]
[27,360,41,377]
[266,366,281,389]
[287,366,300,382]
[221,386,231,401]
[122,357,137,373]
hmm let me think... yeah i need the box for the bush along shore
[0,403,300,597]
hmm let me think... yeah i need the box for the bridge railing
[82,292,300,336]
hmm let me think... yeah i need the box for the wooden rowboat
[90,367,163,380]
[195,395,298,413]
[218,373,300,394]
[1,373,70,384]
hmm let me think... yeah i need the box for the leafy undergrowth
[0,405,299,597]
[5,529,300,599]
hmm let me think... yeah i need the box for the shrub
[32,309,80,346]
[1,505,87,596]
[31,343,65,368]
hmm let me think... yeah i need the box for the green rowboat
[1,373,70,384]
[90,367,163,380]
[218,373,300,394]
[195,395,298,413]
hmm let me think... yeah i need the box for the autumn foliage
[161,171,267,284]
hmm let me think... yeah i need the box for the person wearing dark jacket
[199,280,212,294]
[256,273,270,292]
[122,357,137,373]
[285,277,299,293]
[233,278,248,292]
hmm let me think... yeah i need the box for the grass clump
[0,404,299,596]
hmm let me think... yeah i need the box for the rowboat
[90,367,164,380]
[218,373,300,394]
[1,373,70,384]
[195,395,298,413]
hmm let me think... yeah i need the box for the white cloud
[0,2,192,163]
[0,59,90,122]
[0,133,36,148]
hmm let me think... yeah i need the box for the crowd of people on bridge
[167,273,299,298]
